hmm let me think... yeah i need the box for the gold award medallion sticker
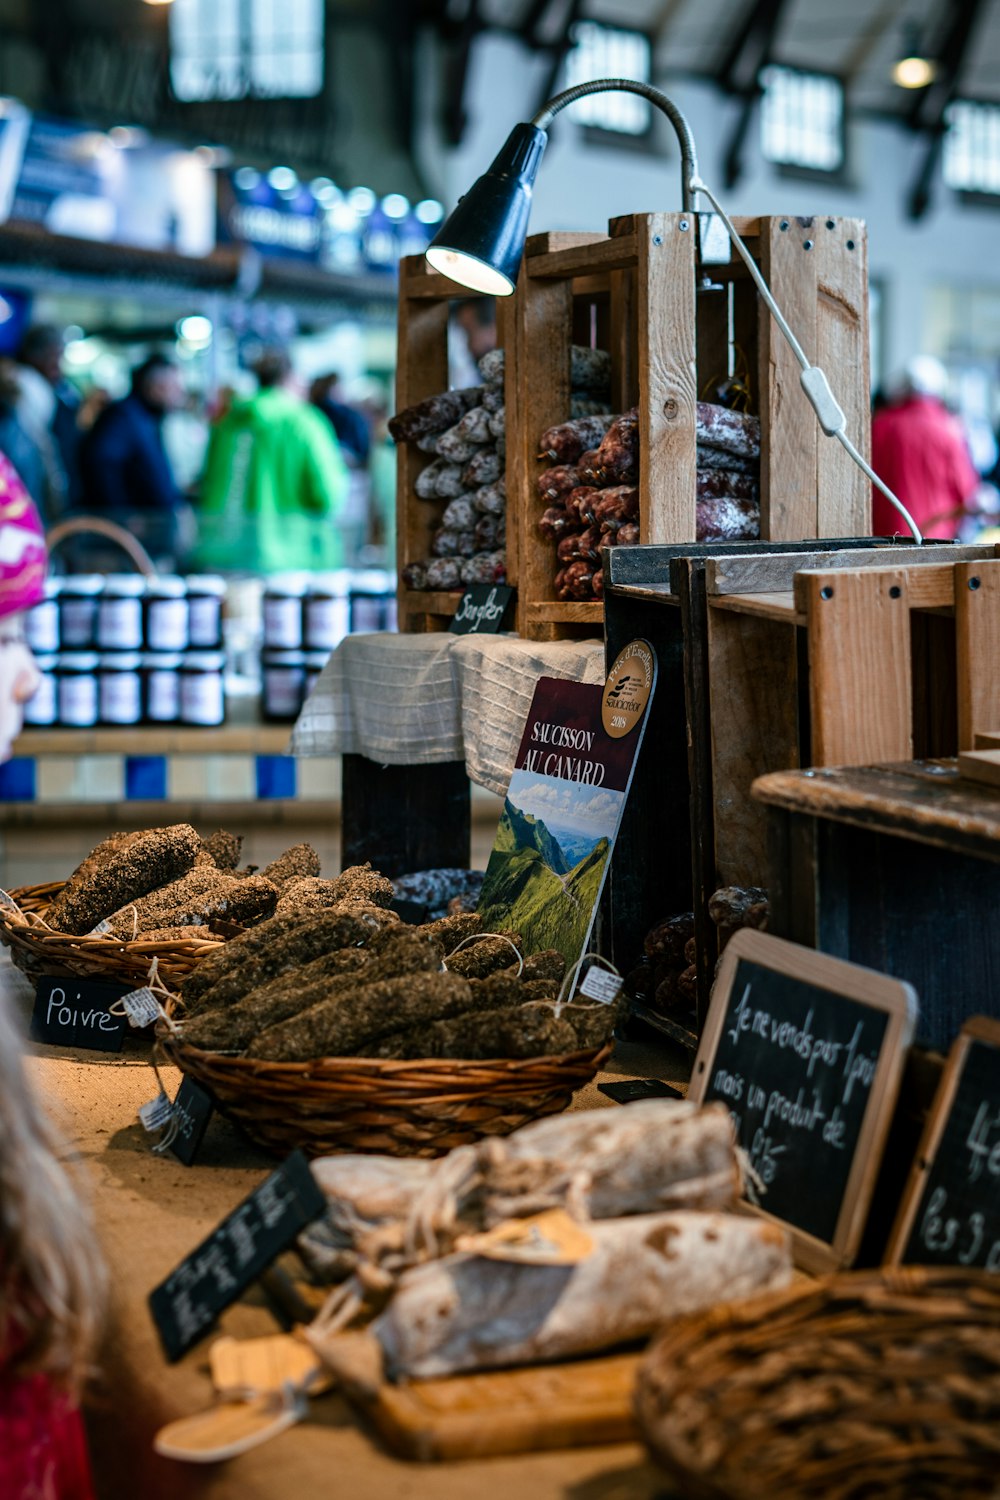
[602,639,654,738]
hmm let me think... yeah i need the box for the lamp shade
[426,123,546,295]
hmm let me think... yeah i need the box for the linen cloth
[291,632,605,797]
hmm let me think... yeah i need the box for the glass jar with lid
[56,653,99,727]
[185,575,226,649]
[303,573,350,652]
[97,653,143,726]
[262,577,307,649]
[144,576,189,652]
[22,654,57,726]
[143,653,182,725]
[179,651,226,726]
[303,651,330,704]
[96,575,145,650]
[59,575,104,648]
[261,650,306,722]
[24,580,61,654]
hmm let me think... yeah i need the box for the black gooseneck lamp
[426,76,922,542]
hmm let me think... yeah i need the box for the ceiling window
[169,0,324,103]
[944,101,1000,195]
[562,22,652,136]
[760,65,844,173]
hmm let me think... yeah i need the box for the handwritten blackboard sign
[886,1016,1000,1271]
[167,1078,215,1167]
[690,930,917,1272]
[149,1150,325,1362]
[31,975,128,1053]
[449,584,514,635]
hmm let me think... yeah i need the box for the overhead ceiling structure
[420,0,999,216]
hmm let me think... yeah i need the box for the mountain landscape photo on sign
[477,771,624,966]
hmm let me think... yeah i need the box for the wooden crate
[510,212,872,641]
[394,255,515,633]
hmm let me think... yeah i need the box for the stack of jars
[260,571,396,721]
[22,575,228,729]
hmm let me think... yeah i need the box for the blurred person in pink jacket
[871,356,979,540]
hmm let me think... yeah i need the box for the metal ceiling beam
[841,0,906,87]
[533,0,584,119]
[906,0,989,220]
[441,0,483,148]
[716,0,791,190]
[650,0,691,48]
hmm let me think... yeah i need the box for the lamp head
[426,123,546,296]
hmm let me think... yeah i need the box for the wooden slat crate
[510,212,871,641]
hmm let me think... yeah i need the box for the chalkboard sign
[149,1150,325,1362]
[449,584,514,635]
[690,930,917,1272]
[31,975,128,1053]
[886,1016,1000,1272]
[167,1078,215,1167]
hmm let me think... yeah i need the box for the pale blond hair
[0,997,106,1393]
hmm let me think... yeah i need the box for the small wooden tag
[454,1209,594,1266]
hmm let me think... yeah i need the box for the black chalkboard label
[31,975,128,1053]
[449,584,514,635]
[887,1017,1000,1271]
[167,1078,215,1167]
[149,1150,326,1362]
[690,930,917,1272]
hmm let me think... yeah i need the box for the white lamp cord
[689,175,923,546]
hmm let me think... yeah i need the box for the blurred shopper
[0,464,106,1494]
[80,354,188,564]
[18,326,82,509]
[0,360,50,517]
[196,346,349,572]
[309,372,370,466]
[871,356,980,539]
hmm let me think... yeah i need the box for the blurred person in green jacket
[196,347,349,572]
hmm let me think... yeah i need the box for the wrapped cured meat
[372,1211,790,1378]
[645,913,695,964]
[248,970,473,1061]
[460,552,503,586]
[487,407,505,440]
[431,528,466,558]
[401,561,427,591]
[440,496,477,531]
[450,404,493,445]
[389,388,480,443]
[563,485,600,524]
[481,386,504,414]
[485,549,506,581]
[477,349,505,384]
[696,468,758,503]
[616,522,640,546]
[696,495,760,542]
[537,505,572,541]
[584,408,639,485]
[593,485,640,534]
[556,531,584,563]
[592,567,604,598]
[556,560,597,599]
[472,480,506,515]
[414,458,464,500]
[425,558,463,590]
[696,445,757,475]
[569,345,612,394]
[415,432,441,454]
[49,823,203,935]
[570,396,613,418]
[696,402,760,460]
[434,426,483,464]
[538,413,616,464]
[536,465,582,502]
[461,449,501,489]
[496,515,506,547]
[473,514,499,550]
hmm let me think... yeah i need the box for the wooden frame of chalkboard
[884,1015,1000,1271]
[689,930,918,1273]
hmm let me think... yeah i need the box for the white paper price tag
[579,967,623,1006]
[0,887,21,912]
[139,1092,175,1133]
[89,919,112,936]
[120,986,162,1029]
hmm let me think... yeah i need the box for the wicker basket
[0,882,226,992]
[634,1267,1000,1500]
[158,1027,612,1158]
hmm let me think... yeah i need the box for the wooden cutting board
[358,1352,641,1462]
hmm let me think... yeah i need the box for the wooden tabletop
[752,759,1000,859]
